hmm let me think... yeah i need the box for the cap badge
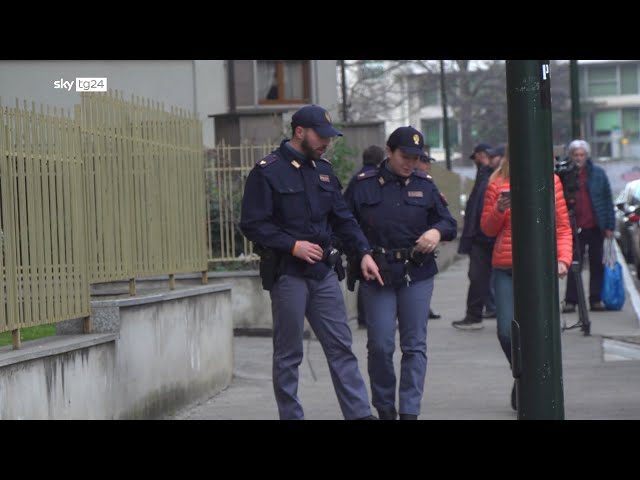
[413,134,420,145]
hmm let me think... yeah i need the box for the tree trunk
[457,61,474,166]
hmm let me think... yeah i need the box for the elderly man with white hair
[561,139,615,313]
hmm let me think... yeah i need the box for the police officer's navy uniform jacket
[240,139,371,279]
[344,160,457,286]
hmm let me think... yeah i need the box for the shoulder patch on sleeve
[256,154,279,168]
[412,170,433,182]
[357,170,378,181]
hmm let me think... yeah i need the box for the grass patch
[0,323,57,347]
[209,260,259,272]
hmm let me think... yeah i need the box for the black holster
[254,245,280,291]
[323,246,345,282]
[372,248,393,285]
[346,256,360,291]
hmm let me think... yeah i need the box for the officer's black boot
[399,413,418,420]
[377,408,397,420]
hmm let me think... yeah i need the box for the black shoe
[482,310,496,319]
[561,302,576,313]
[590,301,606,312]
[428,309,441,319]
[511,381,517,411]
[452,318,484,330]
[399,413,418,420]
[356,415,378,420]
[377,408,398,420]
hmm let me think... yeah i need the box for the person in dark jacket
[344,126,457,420]
[562,139,615,313]
[453,143,496,330]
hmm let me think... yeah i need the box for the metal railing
[205,141,276,262]
[80,92,207,283]
[1,92,208,339]
[1,100,90,336]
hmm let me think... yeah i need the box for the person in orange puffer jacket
[480,146,572,411]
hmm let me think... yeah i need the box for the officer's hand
[361,254,384,286]
[414,229,441,254]
[558,261,569,278]
[293,241,324,264]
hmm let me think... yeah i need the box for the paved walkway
[169,255,640,420]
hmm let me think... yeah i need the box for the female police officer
[344,126,457,420]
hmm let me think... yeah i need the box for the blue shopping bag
[601,239,625,311]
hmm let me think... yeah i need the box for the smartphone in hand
[499,190,511,200]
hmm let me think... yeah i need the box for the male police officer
[240,104,383,420]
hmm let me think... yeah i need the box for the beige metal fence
[206,142,276,262]
[1,100,90,336]
[80,92,207,283]
[1,93,208,338]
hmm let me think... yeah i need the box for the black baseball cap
[386,126,425,156]
[488,144,506,157]
[469,143,492,159]
[291,105,343,137]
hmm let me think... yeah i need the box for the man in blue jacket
[562,139,615,313]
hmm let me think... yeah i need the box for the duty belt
[372,247,412,263]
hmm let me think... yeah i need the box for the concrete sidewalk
[169,255,640,420]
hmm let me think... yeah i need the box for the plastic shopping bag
[601,238,625,311]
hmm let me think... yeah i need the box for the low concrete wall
[87,238,461,336]
[0,284,232,419]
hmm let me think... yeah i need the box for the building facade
[0,60,339,147]
[579,60,640,159]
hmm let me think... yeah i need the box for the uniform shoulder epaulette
[412,170,433,182]
[356,170,378,181]
[318,156,331,164]
[256,153,279,168]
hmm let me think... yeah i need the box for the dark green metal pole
[570,60,581,139]
[506,60,565,420]
[440,60,452,170]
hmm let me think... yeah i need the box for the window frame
[257,60,311,105]
[587,65,619,97]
